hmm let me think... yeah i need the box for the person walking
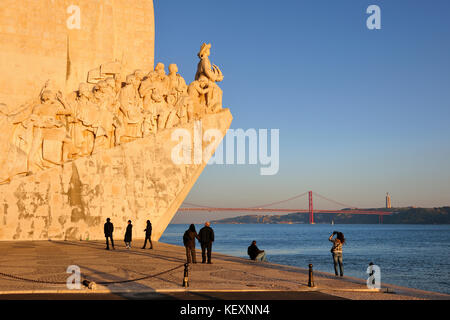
[104,218,115,250]
[142,220,153,249]
[247,240,267,262]
[198,221,214,264]
[124,220,133,249]
[329,231,346,277]
[183,224,200,263]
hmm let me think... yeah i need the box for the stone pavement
[0,240,448,300]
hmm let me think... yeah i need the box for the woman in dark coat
[183,224,199,263]
[124,220,133,249]
[142,220,153,249]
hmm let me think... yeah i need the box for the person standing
[124,220,133,249]
[183,224,199,263]
[104,218,115,250]
[198,221,214,264]
[142,220,153,249]
[329,231,346,277]
[247,240,267,262]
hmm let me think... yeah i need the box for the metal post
[308,264,315,287]
[182,263,189,288]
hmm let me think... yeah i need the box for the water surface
[161,224,450,294]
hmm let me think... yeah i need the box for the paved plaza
[0,240,448,300]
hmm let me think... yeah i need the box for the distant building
[386,193,392,209]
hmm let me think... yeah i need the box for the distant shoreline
[210,207,450,225]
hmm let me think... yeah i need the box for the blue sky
[153,0,450,219]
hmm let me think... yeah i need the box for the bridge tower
[308,191,314,224]
[386,193,391,209]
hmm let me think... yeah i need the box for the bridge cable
[312,192,359,209]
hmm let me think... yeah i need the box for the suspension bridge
[179,191,392,224]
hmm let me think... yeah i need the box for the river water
[160,224,450,294]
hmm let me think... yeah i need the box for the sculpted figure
[152,87,172,131]
[27,90,72,173]
[103,77,120,115]
[154,63,170,95]
[167,64,194,125]
[0,102,33,183]
[105,77,121,146]
[87,82,112,152]
[67,83,100,157]
[153,63,178,130]
[134,69,146,83]
[114,74,125,96]
[139,71,158,136]
[91,80,118,149]
[139,63,174,133]
[194,43,224,113]
[118,75,144,143]
[188,78,210,117]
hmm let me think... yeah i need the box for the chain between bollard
[0,264,185,286]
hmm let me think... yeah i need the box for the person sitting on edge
[247,240,267,262]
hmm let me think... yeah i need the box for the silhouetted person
[124,220,133,249]
[104,218,115,250]
[142,220,153,249]
[183,224,200,263]
[247,240,267,262]
[198,221,214,264]
[329,231,346,277]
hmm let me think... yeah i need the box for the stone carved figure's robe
[0,102,35,183]
[119,84,143,141]
[167,74,192,125]
[27,100,70,172]
[68,95,100,157]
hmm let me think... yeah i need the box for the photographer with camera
[329,231,346,277]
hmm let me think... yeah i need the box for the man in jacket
[104,218,115,250]
[183,224,199,263]
[247,240,267,262]
[142,220,153,249]
[198,221,214,264]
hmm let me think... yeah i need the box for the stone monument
[0,1,232,241]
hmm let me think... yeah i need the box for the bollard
[308,264,315,287]
[82,279,97,290]
[182,263,189,288]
